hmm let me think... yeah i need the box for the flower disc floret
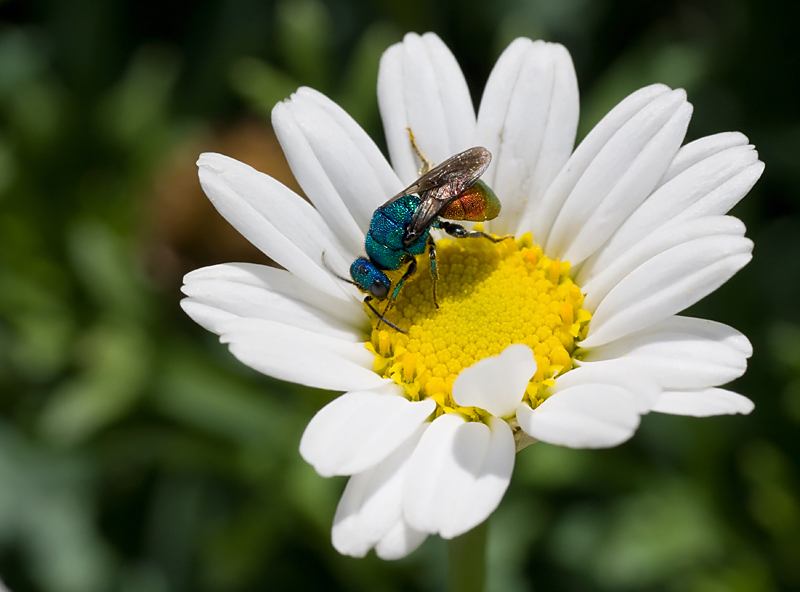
[367,229,592,417]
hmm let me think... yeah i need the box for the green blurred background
[0,0,797,590]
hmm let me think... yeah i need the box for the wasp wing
[380,147,492,245]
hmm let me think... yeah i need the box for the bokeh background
[0,0,797,590]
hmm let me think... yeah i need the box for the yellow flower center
[365,228,592,419]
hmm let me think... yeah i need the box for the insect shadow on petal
[325,137,510,334]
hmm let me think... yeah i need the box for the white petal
[180,300,237,334]
[182,262,363,327]
[653,387,754,416]
[452,344,536,418]
[378,32,476,183]
[657,131,751,185]
[553,363,659,412]
[403,414,514,539]
[300,389,435,477]
[217,317,387,391]
[374,519,428,560]
[197,153,352,299]
[181,279,355,339]
[577,140,761,285]
[273,87,402,252]
[182,265,363,342]
[516,383,642,448]
[673,160,764,222]
[475,39,579,235]
[581,234,753,348]
[582,315,752,389]
[543,89,692,265]
[581,216,746,311]
[524,84,671,247]
[332,424,427,557]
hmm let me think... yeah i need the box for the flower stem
[448,521,487,592]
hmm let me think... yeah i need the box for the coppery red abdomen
[440,180,501,221]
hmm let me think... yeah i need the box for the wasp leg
[438,220,513,243]
[324,252,406,332]
[427,235,439,308]
[364,296,406,334]
[391,257,418,301]
[367,257,419,334]
[406,127,432,175]
[381,257,418,324]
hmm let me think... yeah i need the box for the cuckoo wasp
[334,146,507,333]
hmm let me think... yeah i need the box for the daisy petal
[217,318,387,392]
[378,32,476,183]
[525,84,670,246]
[197,153,352,299]
[452,344,536,417]
[375,520,428,560]
[653,388,754,416]
[582,315,752,389]
[180,300,237,335]
[658,131,751,185]
[581,234,753,348]
[273,87,402,251]
[332,424,427,557]
[581,216,746,311]
[554,363,659,411]
[300,390,435,477]
[475,39,578,235]
[577,139,762,285]
[544,88,692,265]
[182,265,363,342]
[183,262,363,326]
[675,160,764,222]
[516,383,642,448]
[403,414,514,539]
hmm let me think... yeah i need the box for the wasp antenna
[321,251,360,287]
[365,298,406,334]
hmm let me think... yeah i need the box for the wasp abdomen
[439,180,501,221]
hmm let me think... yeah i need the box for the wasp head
[350,257,391,299]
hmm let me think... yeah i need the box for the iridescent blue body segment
[365,194,428,270]
[350,257,390,294]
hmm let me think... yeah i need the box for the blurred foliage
[0,0,797,591]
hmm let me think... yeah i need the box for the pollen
[365,230,592,417]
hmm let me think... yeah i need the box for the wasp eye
[370,280,389,299]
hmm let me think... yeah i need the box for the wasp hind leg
[427,235,440,308]
[406,127,433,175]
[438,220,513,243]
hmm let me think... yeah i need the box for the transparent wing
[381,147,492,244]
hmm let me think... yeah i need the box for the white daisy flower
[181,32,763,560]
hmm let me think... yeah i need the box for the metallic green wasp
[335,146,507,333]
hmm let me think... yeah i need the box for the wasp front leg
[438,220,513,243]
[427,235,440,308]
[372,257,419,333]
[365,296,406,334]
